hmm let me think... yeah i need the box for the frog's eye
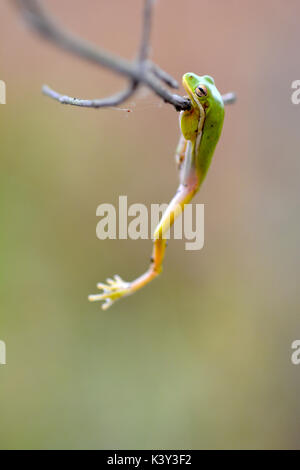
[195,85,207,98]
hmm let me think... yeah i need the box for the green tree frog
[89,73,225,309]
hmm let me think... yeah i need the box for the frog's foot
[88,275,131,310]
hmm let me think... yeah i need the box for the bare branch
[15,0,135,76]
[148,62,179,89]
[138,0,154,63]
[42,82,137,110]
[15,0,236,111]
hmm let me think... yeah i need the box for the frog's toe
[89,275,131,310]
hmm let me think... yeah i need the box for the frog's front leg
[88,164,200,310]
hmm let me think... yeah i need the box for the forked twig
[15,0,236,111]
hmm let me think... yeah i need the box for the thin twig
[15,0,132,76]
[15,0,236,111]
[138,0,154,63]
[148,62,179,89]
[42,83,137,110]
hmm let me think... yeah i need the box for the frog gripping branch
[89,74,225,309]
[16,0,234,310]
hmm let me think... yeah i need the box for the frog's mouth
[182,76,194,101]
[182,76,205,119]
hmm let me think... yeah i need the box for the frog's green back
[197,76,225,181]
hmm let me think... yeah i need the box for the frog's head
[182,73,219,109]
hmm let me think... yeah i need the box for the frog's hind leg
[154,162,200,240]
[88,239,167,310]
[175,134,187,175]
[89,161,200,310]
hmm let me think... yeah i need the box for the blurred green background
[1,0,300,450]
